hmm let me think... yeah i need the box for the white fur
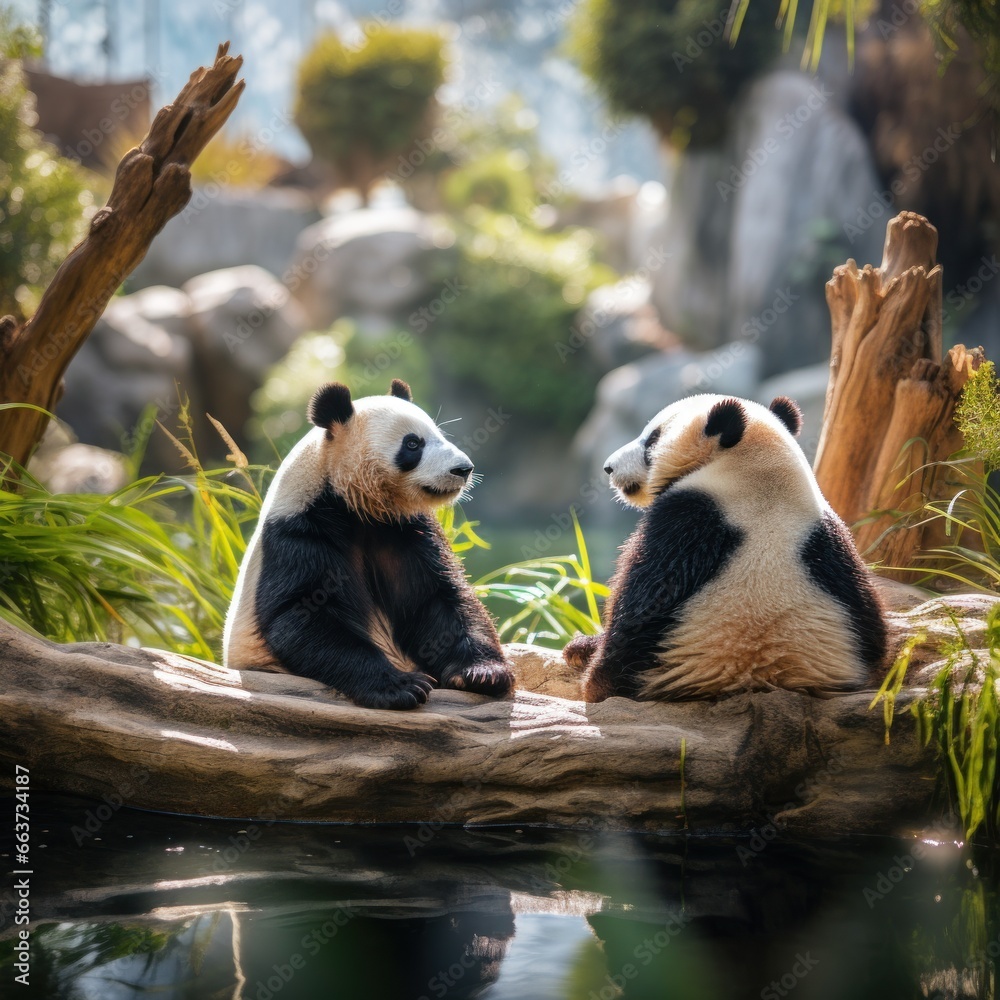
[604,394,867,696]
[223,393,472,669]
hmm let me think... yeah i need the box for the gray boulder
[182,265,309,440]
[574,278,674,370]
[57,290,195,467]
[129,188,321,291]
[289,207,453,330]
[647,70,884,376]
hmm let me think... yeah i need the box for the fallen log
[2,595,990,836]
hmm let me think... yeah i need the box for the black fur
[309,383,354,428]
[704,398,746,448]
[801,511,887,670]
[255,485,510,710]
[394,433,425,472]
[579,489,743,700]
[769,396,803,437]
[390,379,413,401]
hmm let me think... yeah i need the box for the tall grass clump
[0,405,269,659]
[871,361,1000,843]
[472,509,608,646]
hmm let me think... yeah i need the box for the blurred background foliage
[0,17,92,318]
[295,25,447,204]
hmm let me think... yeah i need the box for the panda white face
[309,379,475,521]
[604,394,804,509]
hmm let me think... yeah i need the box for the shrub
[568,0,785,148]
[442,149,537,219]
[294,25,446,203]
[426,211,615,431]
[0,58,93,318]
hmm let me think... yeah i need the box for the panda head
[603,394,805,509]
[308,379,475,521]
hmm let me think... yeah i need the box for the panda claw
[354,672,435,711]
[445,663,514,697]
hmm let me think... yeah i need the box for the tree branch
[0,43,244,477]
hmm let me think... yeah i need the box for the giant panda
[564,394,888,702]
[224,379,513,710]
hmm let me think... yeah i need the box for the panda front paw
[444,661,514,698]
[352,671,436,711]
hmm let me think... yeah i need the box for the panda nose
[451,464,474,481]
[604,463,614,475]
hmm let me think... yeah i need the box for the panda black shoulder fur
[224,379,513,710]
[565,394,888,701]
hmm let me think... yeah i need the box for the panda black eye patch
[395,433,425,472]
[643,428,662,466]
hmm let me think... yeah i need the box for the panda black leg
[263,610,435,710]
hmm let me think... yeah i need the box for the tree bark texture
[2,595,992,835]
[813,211,984,576]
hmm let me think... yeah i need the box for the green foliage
[568,0,786,148]
[0,59,93,317]
[0,7,41,59]
[875,364,1000,592]
[474,509,608,646]
[0,406,268,659]
[295,25,446,200]
[443,149,537,219]
[400,94,558,212]
[872,607,1000,842]
[428,212,615,431]
[957,361,1000,473]
[731,0,1000,94]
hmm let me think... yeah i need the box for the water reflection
[0,795,995,1000]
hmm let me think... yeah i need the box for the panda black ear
[704,398,746,448]
[389,379,413,402]
[308,382,354,428]
[769,396,803,437]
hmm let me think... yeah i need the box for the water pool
[0,794,995,999]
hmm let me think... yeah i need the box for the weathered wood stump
[813,211,984,575]
[1,596,990,835]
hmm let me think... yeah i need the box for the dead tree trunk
[0,44,244,478]
[813,211,984,576]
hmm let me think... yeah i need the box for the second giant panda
[224,379,513,710]
[565,394,888,702]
